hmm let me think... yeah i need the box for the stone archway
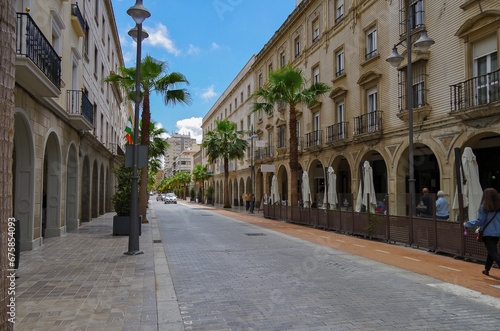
[81,156,91,222]
[277,165,288,204]
[92,161,98,218]
[229,179,233,206]
[43,132,62,238]
[239,177,245,206]
[14,110,35,250]
[99,164,104,215]
[307,159,325,208]
[233,179,238,206]
[66,143,79,229]
[106,166,112,212]
[396,144,439,216]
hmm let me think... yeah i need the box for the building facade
[13,0,129,250]
[164,132,197,177]
[202,0,500,216]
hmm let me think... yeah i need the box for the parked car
[156,193,165,201]
[164,193,177,204]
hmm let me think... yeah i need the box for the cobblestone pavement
[156,200,500,330]
[14,212,160,331]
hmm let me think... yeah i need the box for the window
[225,108,227,118]
[102,17,105,43]
[235,98,238,109]
[269,132,273,157]
[295,37,301,57]
[473,35,499,105]
[241,92,244,103]
[83,23,89,60]
[247,115,251,130]
[313,66,320,84]
[259,74,263,88]
[410,0,424,30]
[240,120,244,131]
[281,52,285,68]
[94,46,98,79]
[336,0,344,22]
[366,26,377,60]
[268,63,273,73]
[367,88,378,132]
[398,60,429,111]
[247,85,251,98]
[258,109,262,121]
[107,35,110,59]
[336,49,344,77]
[337,102,345,139]
[230,104,232,112]
[314,113,320,145]
[51,12,63,55]
[277,125,286,148]
[95,0,99,21]
[312,19,319,42]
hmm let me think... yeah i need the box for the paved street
[154,199,500,330]
[13,197,500,330]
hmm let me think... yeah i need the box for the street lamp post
[386,0,434,215]
[249,125,257,214]
[125,0,150,255]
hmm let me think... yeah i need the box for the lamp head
[127,0,151,24]
[386,46,404,68]
[128,24,149,43]
[414,30,435,53]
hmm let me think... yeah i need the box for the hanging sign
[261,164,275,173]
[256,140,266,147]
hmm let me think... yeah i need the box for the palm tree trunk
[289,105,299,206]
[0,1,16,329]
[138,90,150,222]
[223,157,231,208]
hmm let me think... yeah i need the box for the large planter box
[113,215,142,236]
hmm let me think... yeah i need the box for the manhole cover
[153,239,162,243]
[245,233,266,236]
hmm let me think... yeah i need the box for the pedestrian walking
[435,190,449,220]
[245,192,251,211]
[464,188,500,276]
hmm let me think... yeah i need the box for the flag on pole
[125,116,133,144]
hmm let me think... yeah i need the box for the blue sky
[111,0,297,142]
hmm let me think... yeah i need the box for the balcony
[71,3,85,37]
[15,13,61,97]
[67,90,94,131]
[326,122,348,146]
[305,130,322,149]
[450,69,500,122]
[262,146,274,159]
[354,110,383,142]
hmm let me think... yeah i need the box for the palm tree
[104,55,190,221]
[202,119,249,208]
[192,164,212,203]
[251,65,331,206]
[0,1,15,328]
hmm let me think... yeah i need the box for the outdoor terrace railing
[305,130,322,148]
[354,110,382,135]
[326,122,348,142]
[450,69,500,112]
[67,90,94,125]
[263,193,493,263]
[16,13,61,89]
[71,3,85,31]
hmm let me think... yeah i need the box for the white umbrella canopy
[355,161,377,212]
[453,147,482,220]
[270,175,280,205]
[302,171,312,208]
[323,167,338,209]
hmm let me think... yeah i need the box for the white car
[164,193,177,204]
[156,193,165,201]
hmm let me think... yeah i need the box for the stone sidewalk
[13,209,183,331]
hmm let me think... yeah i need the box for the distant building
[164,132,197,170]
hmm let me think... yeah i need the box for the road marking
[353,244,365,248]
[297,230,304,232]
[321,236,328,239]
[336,239,345,243]
[403,256,421,262]
[438,265,462,272]
[376,250,390,254]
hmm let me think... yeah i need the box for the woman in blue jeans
[465,188,500,276]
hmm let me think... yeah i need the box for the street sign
[261,164,275,172]
[125,145,149,167]
[256,140,266,147]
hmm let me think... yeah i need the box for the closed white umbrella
[323,167,338,209]
[302,171,312,208]
[453,147,482,220]
[270,175,280,205]
[355,161,377,212]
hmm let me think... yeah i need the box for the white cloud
[143,23,181,56]
[176,117,203,144]
[187,44,201,55]
[200,85,217,102]
[211,42,220,50]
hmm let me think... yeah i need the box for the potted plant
[111,159,140,235]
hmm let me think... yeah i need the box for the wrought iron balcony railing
[71,3,86,31]
[67,90,94,125]
[326,122,348,142]
[450,69,500,112]
[305,130,322,148]
[16,13,61,89]
[354,110,382,136]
